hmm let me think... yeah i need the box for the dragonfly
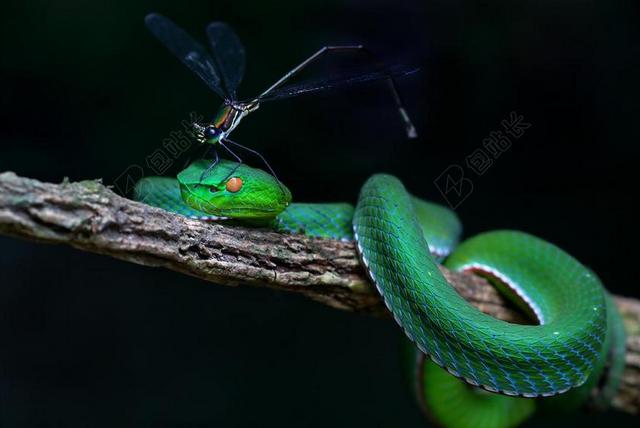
[145,13,417,180]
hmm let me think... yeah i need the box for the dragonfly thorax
[196,102,260,145]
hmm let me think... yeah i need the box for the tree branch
[1,171,639,414]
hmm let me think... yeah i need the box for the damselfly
[145,13,417,180]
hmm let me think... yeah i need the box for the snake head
[177,159,292,221]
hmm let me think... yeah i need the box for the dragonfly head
[192,122,223,145]
[203,125,223,143]
[177,159,292,221]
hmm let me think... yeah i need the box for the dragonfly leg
[223,138,283,187]
[199,149,220,181]
[258,45,417,138]
[206,145,219,162]
[217,140,243,184]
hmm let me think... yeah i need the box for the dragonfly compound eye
[204,126,220,140]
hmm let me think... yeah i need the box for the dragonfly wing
[145,13,227,99]
[206,22,246,100]
[251,66,418,103]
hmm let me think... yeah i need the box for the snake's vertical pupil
[226,177,243,193]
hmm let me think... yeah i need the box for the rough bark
[1,171,638,414]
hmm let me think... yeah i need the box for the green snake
[134,159,625,428]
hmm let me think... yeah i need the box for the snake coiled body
[134,160,625,428]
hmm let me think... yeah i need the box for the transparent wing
[145,13,227,99]
[249,66,418,103]
[206,22,246,100]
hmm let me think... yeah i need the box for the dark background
[1,0,638,426]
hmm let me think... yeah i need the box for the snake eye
[208,185,219,193]
[225,177,243,193]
